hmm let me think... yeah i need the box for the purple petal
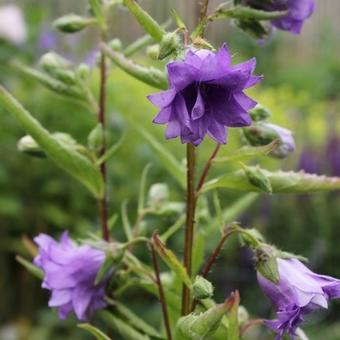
[207,120,227,144]
[153,106,172,124]
[72,286,93,321]
[49,289,72,307]
[192,88,204,120]
[148,89,176,107]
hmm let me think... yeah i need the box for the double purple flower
[34,232,107,321]
[148,44,261,146]
[258,258,340,339]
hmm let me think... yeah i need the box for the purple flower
[258,258,340,339]
[265,123,295,158]
[34,232,107,321]
[253,0,315,34]
[148,44,261,146]
[298,148,321,174]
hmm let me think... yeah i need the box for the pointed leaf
[121,200,133,241]
[0,87,104,198]
[138,164,152,212]
[226,291,240,340]
[137,127,186,188]
[96,133,126,165]
[16,256,44,280]
[78,324,112,340]
[152,234,192,288]
[202,168,340,194]
[102,44,168,90]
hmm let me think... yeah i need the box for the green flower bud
[76,63,91,80]
[255,244,280,284]
[54,14,95,33]
[242,164,272,194]
[146,44,160,60]
[88,124,104,150]
[238,305,249,327]
[158,32,181,60]
[108,38,123,51]
[17,135,45,158]
[192,276,214,300]
[147,183,169,208]
[249,104,272,121]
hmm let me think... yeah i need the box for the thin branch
[196,143,221,194]
[150,243,173,340]
[198,0,211,24]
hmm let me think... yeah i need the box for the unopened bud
[108,38,123,51]
[88,123,104,149]
[146,44,160,60]
[158,32,180,59]
[17,135,45,158]
[148,183,169,208]
[192,276,214,300]
[76,63,91,80]
[54,14,95,33]
[242,165,272,194]
[238,306,249,327]
[249,104,272,122]
[255,244,280,284]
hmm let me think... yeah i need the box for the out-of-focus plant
[1,1,340,340]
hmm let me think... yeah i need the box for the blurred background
[0,0,339,339]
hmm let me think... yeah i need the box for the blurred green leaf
[78,323,111,340]
[16,255,43,280]
[0,87,104,198]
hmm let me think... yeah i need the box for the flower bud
[17,135,45,158]
[88,123,104,150]
[255,244,280,284]
[147,183,169,208]
[242,164,272,194]
[238,305,249,327]
[242,122,295,159]
[235,19,271,40]
[158,32,180,60]
[146,44,160,60]
[249,104,272,121]
[76,63,91,80]
[54,14,95,33]
[108,38,123,51]
[192,275,214,300]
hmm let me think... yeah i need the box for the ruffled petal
[192,88,205,120]
[148,89,176,107]
[72,286,93,321]
[153,106,172,124]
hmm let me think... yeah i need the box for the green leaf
[160,214,185,242]
[114,302,163,338]
[98,311,150,340]
[121,200,133,241]
[16,255,44,280]
[96,133,126,165]
[122,0,165,42]
[137,127,186,188]
[78,324,112,340]
[171,9,187,31]
[214,140,280,163]
[0,87,104,198]
[226,292,240,340]
[218,6,288,21]
[95,255,116,285]
[102,44,168,90]
[138,164,152,212]
[152,234,192,288]
[202,167,340,194]
[192,232,205,276]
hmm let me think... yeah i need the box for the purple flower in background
[34,232,107,321]
[38,30,57,50]
[326,134,340,176]
[262,0,315,34]
[298,148,321,174]
[258,258,340,339]
[148,44,262,146]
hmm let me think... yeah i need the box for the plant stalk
[150,243,173,340]
[98,46,109,241]
[181,143,196,315]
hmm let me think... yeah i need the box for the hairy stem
[196,143,221,194]
[199,0,211,24]
[150,243,172,340]
[181,143,196,315]
[98,47,109,241]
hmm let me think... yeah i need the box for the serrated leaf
[202,168,340,194]
[152,234,192,288]
[115,302,163,338]
[102,44,168,90]
[214,140,280,163]
[122,0,165,42]
[98,311,150,340]
[137,127,186,188]
[0,87,104,198]
[219,6,288,20]
[16,255,44,280]
[78,324,111,340]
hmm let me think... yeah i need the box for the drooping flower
[258,258,340,339]
[34,232,107,321]
[247,0,315,34]
[148,44,262,146]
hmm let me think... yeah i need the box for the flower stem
[98,46,109,241]
[150,243,173,340]
[181,143,196,315]
[199,0,211,24]
[196,143,221,194]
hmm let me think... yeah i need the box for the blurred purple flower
[38,31,57,50]
[264,0,315,34]
[34,232,107,321]
[298,148,321,174]
[326,134,340,176]
[148,44,262,146]
[258,258,340,339]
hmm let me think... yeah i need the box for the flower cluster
[34,232,107,321]
[149,44,261,146]
[258,258,340,339]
